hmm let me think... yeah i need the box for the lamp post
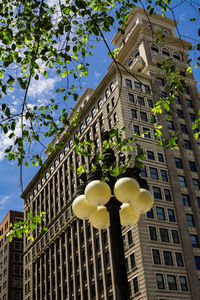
[72,134,154,300]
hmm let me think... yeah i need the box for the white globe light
[130,188,154,214]
[114,177,140,203]
[120,203,140,226]
[72,194,97,220]
[85,180,111,206]
[90,206,110,229]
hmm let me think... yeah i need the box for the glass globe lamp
[119,203,140,226]
[72,194,97,220]
[114,177,140,203]
[130,188,154,214]
[85,180,111,206]
[89,206,110,229]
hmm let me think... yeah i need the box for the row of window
[148,206,176,222]
[149,226,180,244]
[130,108,154,122]
[125,78,151,94]
[151,44,182,61]
[175,157,197,172]
[156,273,188,291]
[128,93,153,107]
[152,249,184,267]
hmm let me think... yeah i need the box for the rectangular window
[148,99,153,108]
[113,112,117,123]
[153,187,162,199]
[189,161,197,172]
[138,96,145,105]
[163,251,173,266]
[186,99,193,108]
[143,127,150,138]
[126,79,132,89]
[157,78,164,86]
[197,197,200,208]
[147,208,154,218]
[107,103,110,113]
[177,109,184,119]
[186,214,195,226]
[160,228,169,242]
[178,176,186,187]
[184,140,191,149]
[164,189,172,201]
[167,121,174,130]
[111,97,115,107]
[110,82,114,92]
[172,230,180,244]
[105,88,109,99]
[128,93,134,103]
[150,167,158,180]
[134,81,142,91]
[147,151,154,160]
[140,112,148,121]
[174,95,180,104]
[149,226,157,241]
[180,124,188,134]
[167,275,177,290]
[195,256,200,270]
[190,113,195,122]
[152,249,161,264]
[175,158,182,168]
[127,230,133,245]
[176,252,184,267]
[161,170,168,182]
[168,209,176,222]
[156,274,165,289]
[193,178,200,190]
[133,125,140,135]
[133,277,139,294]
[180,276,188,291]
[141,166,147,177]
[158,153,164,162]
[131,109,137,119]
[182,194,190,206]
[85,115,90,126]
[130,253,135,269]
[190,234,199,247]
[91,107,96,118]
[98,98,103,109]
[156,207,165,220]
[144,85,150,94]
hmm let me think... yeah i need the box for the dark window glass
[175,158,182,168]
[134,49,140,57]
[130,253,135,269]
[127,230,133,245]
[162,48,170,56]
[176,252,184,267]
[180,124,188,134]
[184,140,191,149]
[173,52,181,60]
[197,197,200,208]
[186,99,193,108]
[144,85,150,94]
[177,109,184,119]
[161,91,166,98]
[133,125,140,135]
[172,230,180,244]
[164,189,172,201]
[140,112,148,121]
[178,176,186,187]
[128,93,134,103]
[180,276,188,291]
[157,78,164,86]
[128,57,133,66]
[161,170,168,182]
[174,95,180,104]
[149,226,157,241]
[148,99,153,108]
[131,109,137,119]
[183,87,189,94]
[189,161,196,172]
[141,166,147,177]
[190,113,195,122]
[147,151,154,160]
[168,209,176,222]
[190,234,199,247]
[195,256,200,270]
[107,103,110,113]
[152,249,161,264]
[134,81,142,91]
[151,44,159,52]
[156,207,165,220]
[167,121,174,130]
[150,167,158,180]
[133,277,139,294]
[193,178,200,190]
[182,194,190,206]
[153,187,162,199]
[186,214,194,226]
[113,112,117,123]
[143,127,150,138]
[160,228,169,242]
[163,251,173,266]
[147,208,154,218]
[105,88,109,99]
[156,274,165,289]
[158,153,164,162]
[167,275,177,290]
[98,98,103,109]
[126,79,132,89]
[138,96,145,105]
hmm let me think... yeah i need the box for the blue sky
[0,2,200,222]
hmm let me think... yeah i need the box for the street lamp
[72,133,154,300]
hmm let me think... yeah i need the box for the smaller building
[0,210,24,300]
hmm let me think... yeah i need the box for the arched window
[173,52,181,60]
[162,48,170,57]
[151,44,159,52]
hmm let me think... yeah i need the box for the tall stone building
[0,210,24,300]
[22,7,200,300]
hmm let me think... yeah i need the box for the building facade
[0,210,24,300]
[22,7,200,300]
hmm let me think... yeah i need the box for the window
[85,115,90,126]
[156,274,165,289]
[148,99,153,108]
[157,78,164,86]
[172,230,180,244]
[194,256,200,270]
[193,178,200,190]
[182,194,190,206]
[128,57,133,66]
[190,113,195,122]
[144,85,150,94]
[197,196,200,208]
[156,207,165,220]
[133,277,139,294]
[177,109,184,119]
[186,99,193,108]
[158,153,164,162]
[184,139,191,149]
[111,97,115,107]
[98,98,103,109]
[151,44,159,52]
[105,88,109,99]
[161,170,168,182]
[138,96,145,105]
[140,112,148,121]
[178,176,186,187]
[150,168,158,180]
[186,214,195,226]
[180,276,188,291]
[167,121,174,130]
[107,103,111,113]
[113,112,117,123]
[161,91,166,98]
[190,234,199,247]
[110,82,114,92]
[183,87,189,94]
[152,249,161,264]
[149,226,157,241]
[131,109,137,119]
[167,275,177,290]
[130,253,136,269]
[173,52,181,60]
[163,251,173,266]
[80,123,84,134]
[180,124,188,134]
[91,107,96,118]
[168,209,176,222]
[147,208,154,218]
[147,151,154,160]
[133,125,140,135]
[141,166,147,177]
[143,127,150,138]
[134,81,142,91]
[175,157,182,168]
[174,95,180,104]
[162,48,170,56]
[126,79,132,89]
[128,93,134,103]
[176,252,184,267]
[153,187,162,199]
[189,161,196,172]
[164,189,172,201]
[127,230,133,245]
[160,228,169,242]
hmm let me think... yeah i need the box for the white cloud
[0,195,10,208]
[94,71,101,80]
[179,13,186,21]
[28,77,60,97]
